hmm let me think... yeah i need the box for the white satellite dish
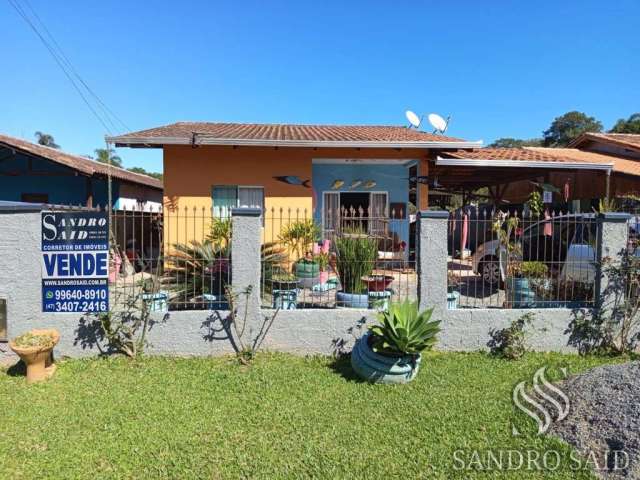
[405,110,421,128]
[428,113,448,133]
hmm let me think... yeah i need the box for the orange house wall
[163,145,429,244]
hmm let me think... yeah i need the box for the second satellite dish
[405,110,421,128]
[428,113,448,133]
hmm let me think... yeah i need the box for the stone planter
[9,329,60,383]
[350,331,421,384]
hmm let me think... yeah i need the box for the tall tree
[34,131,60,149]
[488,137,543,148]
[94,148,122,168]
[610,113,640,134]
[542,111,603,147]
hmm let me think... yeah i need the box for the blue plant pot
[336,291,369,308]
[350,331,421,384]
[506,277,535,308]
[142,291,168,312]
[272,289,297,310]
[447,291,460,310]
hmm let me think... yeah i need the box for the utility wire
[7,0,114,134]
[21,0,131,133]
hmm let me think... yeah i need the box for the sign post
[41,211,109,313]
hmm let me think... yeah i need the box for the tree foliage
[542,111,603,147]
[610,113,640,134]
[34,131,59,149]
[127,166,163,181]
[488,137,543,148]
[94,148,123,168]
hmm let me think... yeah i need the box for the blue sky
[2,0,638,172]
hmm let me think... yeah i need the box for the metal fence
[110,206,230,311]
[447,208,599,309]
[261,205,416,309]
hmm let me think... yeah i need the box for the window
[212,186,264,218]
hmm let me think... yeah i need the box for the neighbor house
[0,134,162,210]
[438,133,640,207]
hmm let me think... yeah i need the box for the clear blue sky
[2,0,639,172]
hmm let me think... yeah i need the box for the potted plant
[362,274,394,292]
[351,300,440,384]
[335,231,378,308]
[141,277,168,313]
[521,261,550,306]
[447,272,461,309]
[493,214,532,308]
[270,271,298,309]
[9,329,60,383]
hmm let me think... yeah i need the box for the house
[0,133,163,210]
[108,122,482,249]
[108,122,624,250]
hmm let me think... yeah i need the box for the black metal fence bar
[261,205,416,310]
[446,208,599,309]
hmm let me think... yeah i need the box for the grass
[0,352,625,479]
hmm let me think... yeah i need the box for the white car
[471,214,597,286]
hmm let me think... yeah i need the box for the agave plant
[369,300,440,355]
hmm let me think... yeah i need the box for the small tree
[224,285,279,364]
[600,251,640,354]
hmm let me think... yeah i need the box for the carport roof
[438,147,613,170]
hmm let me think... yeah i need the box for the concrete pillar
[417,210,449,314]
[0,205,43,343]
[231,208,262,335]
[596,212,631,309]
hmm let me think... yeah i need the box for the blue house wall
[311,162,412,246]
[0,152,117,206]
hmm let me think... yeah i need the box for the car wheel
[480,258,501,287]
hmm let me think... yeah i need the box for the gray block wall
[0,206,631,361]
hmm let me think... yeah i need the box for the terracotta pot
[9,329,60,383]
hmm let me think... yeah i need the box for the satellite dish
[428,113,448,133]
[405,110,421,128]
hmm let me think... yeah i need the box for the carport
[431,147,614,205]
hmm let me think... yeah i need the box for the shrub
[488,313,535,360]
[369,300,440,356]
[278,220,320,259]
[13,332,55,349]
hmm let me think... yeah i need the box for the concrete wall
[0,204,630,362]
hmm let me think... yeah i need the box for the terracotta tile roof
[569,132,640,151]
[107,121,476,147]
[526,147,640,177]
[0,134,162,190]
[441,147,608,164]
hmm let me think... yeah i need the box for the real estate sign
[41,211,109,313]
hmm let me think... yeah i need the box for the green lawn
[0,352,622,479]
